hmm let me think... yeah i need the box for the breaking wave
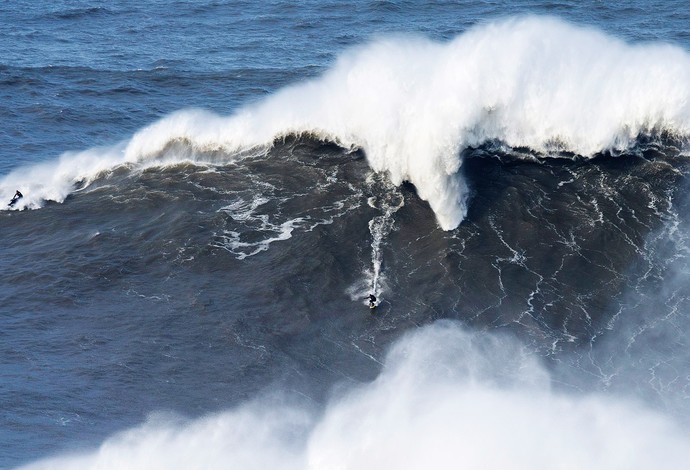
[19,322,690,470]
[3,16,690,229]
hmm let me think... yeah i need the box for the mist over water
[4,2,690,469]
[558,171,690,417]
[18,323,690,470]
[4,16,690,230]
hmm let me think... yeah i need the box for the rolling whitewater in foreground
[3,2,690,468]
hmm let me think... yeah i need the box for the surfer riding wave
[8,190,22,207]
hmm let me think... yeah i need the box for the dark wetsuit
[8,190,22,207]
[368,294,377,308]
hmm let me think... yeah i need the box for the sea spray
[4,16,690,230]
[345,172,404,306]
[366,174,404,304]
[19,322,690,470]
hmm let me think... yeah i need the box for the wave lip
[4,16,690,228]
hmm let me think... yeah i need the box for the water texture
[2,1,690,468]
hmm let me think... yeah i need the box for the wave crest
[4,16,690,229]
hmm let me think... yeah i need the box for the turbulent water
[3,1,690,468]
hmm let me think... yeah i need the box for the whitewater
[4,16,690,229]
[5,4,690,469]
[17,323,690,470]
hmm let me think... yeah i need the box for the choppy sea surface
[3,1,690,468]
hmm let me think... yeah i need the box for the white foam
[19,322,690,469]
[4,16,690,228]
[215,217,305,260]
[363,178,405,304]
[0,143,126,210]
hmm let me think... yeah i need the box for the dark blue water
[3,1,690,468]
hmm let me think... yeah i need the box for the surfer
[8,190,23,207]
[368,293,377,309]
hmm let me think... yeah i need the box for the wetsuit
[8,190,22,207]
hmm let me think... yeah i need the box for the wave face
[4,16,690,229]
[4,134,690,468]
[5,6,690,468]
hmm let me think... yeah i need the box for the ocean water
[3,1,690,468]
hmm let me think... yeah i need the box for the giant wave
[3,16,690,229]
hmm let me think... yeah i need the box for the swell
[3,16,690,230]
[46,6,114,21]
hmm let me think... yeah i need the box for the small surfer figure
[8,190,23,207]
[368,293,377,309]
